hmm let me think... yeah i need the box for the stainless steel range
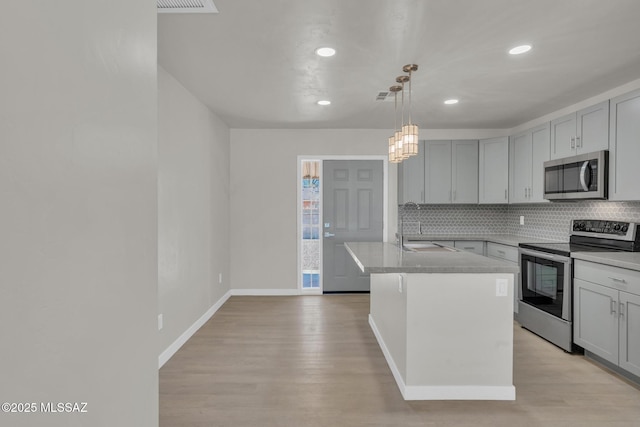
[518,219,640,352]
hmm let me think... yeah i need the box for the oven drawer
[574,260,640,295]
[486,242,519,263]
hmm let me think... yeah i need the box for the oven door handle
[519,248,571,263]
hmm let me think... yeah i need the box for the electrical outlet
[158,314,163,331]
[520,215,525,225]
[496,279,508,297]
[219,273,223,284]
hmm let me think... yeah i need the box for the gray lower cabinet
[573,278,619,364]
[430,241,455,247]
[429,241,485,256]
[619,291,640,376]
[454,241,485,256]
[485,242,519,313]
[573,260,640,377]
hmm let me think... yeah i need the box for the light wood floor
[160,295,640,426]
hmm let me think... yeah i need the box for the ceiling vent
[157,0,219,13]
[376,90,407,102]
[376,91,390,101]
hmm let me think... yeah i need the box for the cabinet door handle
[524,188,527,198]
[576,135,581,148]
[497,250,506,255]
[619,302,625,318]
[504,189,507,200]
[570,136,576,149]
[608,277,627,284]
[611,299,617,315]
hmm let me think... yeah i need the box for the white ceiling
[158,0,640,130]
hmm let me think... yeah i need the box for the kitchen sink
[402,242,458,252]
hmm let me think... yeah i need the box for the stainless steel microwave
[543,150,608,200]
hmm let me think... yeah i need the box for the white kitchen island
[345,241,519,401]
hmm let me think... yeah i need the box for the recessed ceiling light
[444,99,459,105]
[317,100,331,106]
[315,47,336,57]
[509,44,532,55]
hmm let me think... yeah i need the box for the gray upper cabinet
[425,140,478,204]
[451,140,479,204]
[398,141,425,204]
[479,137,509,204]
[609,89,640,201]
[425,140,453,203]
[550,100,609,160]
[509,123,550,203]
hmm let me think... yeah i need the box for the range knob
[622,225,629,232]
[613,223,621,231]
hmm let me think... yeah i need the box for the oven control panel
[572,219,636,238]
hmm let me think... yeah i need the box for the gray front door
[323,160,383,292]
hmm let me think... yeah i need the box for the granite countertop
[399,233,564,247]
[571,252,640,272]
[345,242,520,274]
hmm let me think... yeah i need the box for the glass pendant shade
[402,123,419,157]
[385,65,419,163]
[394,130,405,159]
[388,135,400,163]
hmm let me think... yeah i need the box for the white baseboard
[230,288,300,296]
[158,290,232,368]
[368,314,515,401]
[368,314,407,398]
[403,385,516,400]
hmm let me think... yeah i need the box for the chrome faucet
[398,201,421,248]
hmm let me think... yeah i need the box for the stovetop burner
[519,219,640,256]
[518,242,627,257]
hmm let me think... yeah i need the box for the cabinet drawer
[574,260,640,296]
[486,242,519,263]
[454,241,485,255]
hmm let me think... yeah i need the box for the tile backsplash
[400,201,640,240]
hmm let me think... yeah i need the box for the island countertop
[345,242,520,274]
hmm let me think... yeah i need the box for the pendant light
[395,75,410,160]
[388,85,402,164]
[385,64,419,163]
[401,64,419,157]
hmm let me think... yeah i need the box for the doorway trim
[297,155,388,294]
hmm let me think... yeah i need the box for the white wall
[158,67,231,360]
[229,129,514,292]
[229,129,395,292]
[0,2,158,426]
[510,77,640,134]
